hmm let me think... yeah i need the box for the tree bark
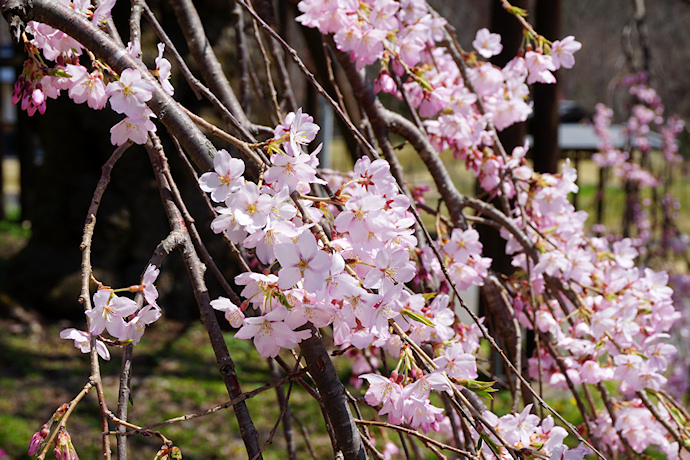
[532,0,562,174]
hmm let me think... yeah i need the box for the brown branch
[168,0,264,135]
[637,390,689,453]
[249,0,297,112]
[37,380,95,460]
[236,0,379,159]
[77,141,131,460]
[298,324,366,459]
[145,134,263,459]
[117,368,308,434]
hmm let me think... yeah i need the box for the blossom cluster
[198,108,592,456]
[12,0,173,146]
[60,265,162,360]
[290,0,685,453]
[592,76,687,255]
[297,0,580,195]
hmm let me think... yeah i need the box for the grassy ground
[0,316,340,460]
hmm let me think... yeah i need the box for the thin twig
[119,368,308,434]
[37,380,95,460]
[78,141,131,460]
[354,419,472,457]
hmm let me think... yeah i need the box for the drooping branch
[78,142,132,460]
[145,134,263,459]
[168,0,268,136]
[298,324,367,460]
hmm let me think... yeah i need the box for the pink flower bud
[32,88,45,106]
[28,424,49,456]
[53,430,78,460]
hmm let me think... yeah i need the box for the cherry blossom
[84,289,138,338]
[141,264,160,306]
[525,50,556,84]
[234,306,310,358]
[106,68,156,117]
[122,304,162,344]
[110,116,157,145]
[274,231,331,292]
[472,28,503,59]
[60,328,110,360]
[550,36,582,69]
[433,343,477,379]
[64,65,108,110]
[210,297,245,328]
[273,107,320,155]
[155,43,174,95]
[198,149,246,202]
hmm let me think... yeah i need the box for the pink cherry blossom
[210,206,248,243]
[360,373,404,423]
[60,328,110,360]
[122,304,162,344]
[141,264,160,306]
[228,181,273,232]
[233,305,310,357]
[472,28,503,59]
[264,150,322,194]
[273,107,319,155]
[84,289,138,338]
[92,0,116,27]
[106,68,156,117]
[29,22,84,61]
[362,247,415,290]
[198,149,246,202]
[404,396,444,433]
[550,36,581,69]
[274,231,331,292]
[369,0,399,31]
[433,343,477,379]
[155,43,174,95]
[64,64,107,109]
[334,192,388,242]
[110,116,156,145]
[243,220,300,264]
[525,51,556,84]
[211,297,245,328]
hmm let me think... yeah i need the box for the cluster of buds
[154,445,182,460]
[53,429,79,460]
[12,59,50,116]
[11,49,77,117]
[27,424,49,456]
[28,404,80,459]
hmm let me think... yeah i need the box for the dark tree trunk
[532,0,562,174]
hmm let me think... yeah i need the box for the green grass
[0,320,333,460]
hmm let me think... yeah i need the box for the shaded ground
[0,313,340,460]
[0,225,333,459]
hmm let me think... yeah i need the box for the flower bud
[28,424,49,456]
[154,445,182,460]
[32,88,45,106]
[53,429,78,460]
